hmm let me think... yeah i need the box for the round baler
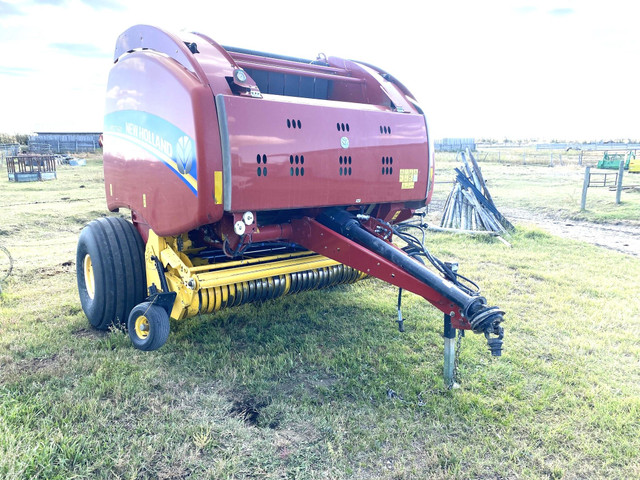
[77,25,504,372]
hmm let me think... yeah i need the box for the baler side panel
[103,51,223,236]
[218,95,429,213]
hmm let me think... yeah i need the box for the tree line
[0,133,29,145]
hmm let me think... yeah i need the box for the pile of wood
[440,148,514,235]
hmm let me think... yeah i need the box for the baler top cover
[103,25,433,237]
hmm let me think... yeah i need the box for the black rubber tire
[76,216,146,330]
[127,302,170,351]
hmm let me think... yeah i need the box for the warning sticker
[399,169,418,189]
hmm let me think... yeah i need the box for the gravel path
[501,207,640,257]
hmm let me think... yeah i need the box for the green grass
[1,156,639,479]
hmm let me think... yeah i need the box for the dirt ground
[501,206,640,258]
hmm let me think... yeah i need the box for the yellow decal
[399,169,419,182]
[391,210,401,221]
[143,193,147,208]
[214,170,223,205]
[399,169,418,190]
[109,183,113,196]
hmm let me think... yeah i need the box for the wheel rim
[83,254,95,300]
[135,315,150,339]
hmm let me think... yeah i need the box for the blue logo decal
[176,136,194,174]
[104,110,198,195]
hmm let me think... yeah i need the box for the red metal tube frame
[287,217,472,330]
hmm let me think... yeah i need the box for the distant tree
[0,133,16,144]
[0,133,30,145]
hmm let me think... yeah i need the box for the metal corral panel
[435,138,476,152]
[6,155,57,182]
[29,132,102,154]
[0,143,20,157]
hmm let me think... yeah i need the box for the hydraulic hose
[318,208,504,355]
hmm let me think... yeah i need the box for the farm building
[435,138,476,152]
[28,132,102,154]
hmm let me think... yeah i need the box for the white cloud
[0,0,639,139]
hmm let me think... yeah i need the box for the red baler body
[86,25,504,359]
[103,25,433,237]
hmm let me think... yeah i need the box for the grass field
[0,155,639,479]
[433,152,640,225]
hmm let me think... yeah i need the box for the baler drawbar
[76,25,504,383]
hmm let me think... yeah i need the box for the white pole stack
[439,148,513,235]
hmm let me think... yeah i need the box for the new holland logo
[175,136,194,174]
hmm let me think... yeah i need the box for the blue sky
[0,0,638,140]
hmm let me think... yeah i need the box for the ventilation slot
[381,156,393,175]
[289,154,305,176]
[256,154,267,176]
[339,155,352,176]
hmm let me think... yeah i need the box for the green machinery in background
[597,151,636,171]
